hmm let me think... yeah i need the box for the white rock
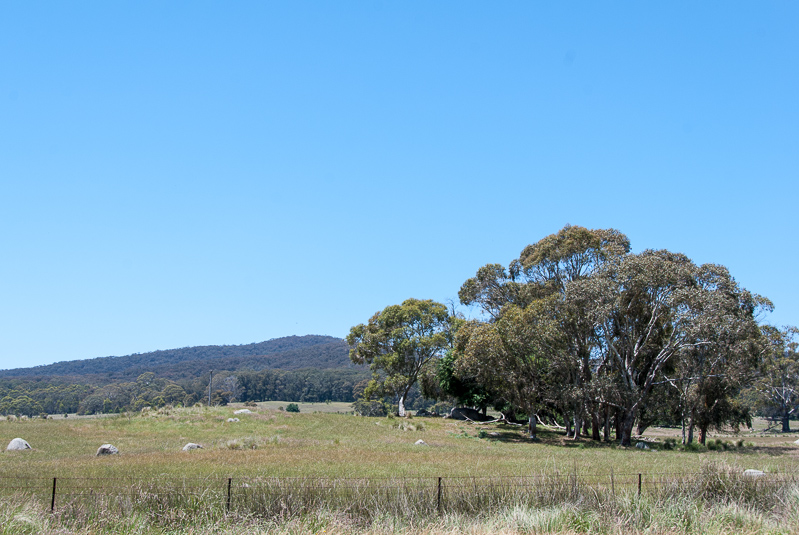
[794,438,799,445]
[227,418,240,423]
[743,469,765,477]
[233,409,252,415]
[182,443,203,451]
[636,442,650,450]
[414,439,428,446]
[6,438,31,451]
[96,444,119,456]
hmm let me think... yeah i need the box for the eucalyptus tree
[661,264,770,443]
[459,225,630,439]
[569,250,767,446]
[453,298,567,438]
[347,298,453,417]
[755,326,799,432]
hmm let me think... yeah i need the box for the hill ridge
[1,335,351,378]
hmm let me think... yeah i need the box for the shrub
[286,403,300,413]
[683,441,707,452]
[662,438,677,450]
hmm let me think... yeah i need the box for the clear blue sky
[1,2,797,370]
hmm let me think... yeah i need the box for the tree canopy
[347,298,454,417]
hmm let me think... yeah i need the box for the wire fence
[1,471,797,519]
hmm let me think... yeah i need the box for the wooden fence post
[437,477,442,514]
[50,477,57,513]
[226,478,232,512]
[638,474,642,497]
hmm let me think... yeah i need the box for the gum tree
[755,326,799,432]
[571,250,767,446]
[347,298,453,417]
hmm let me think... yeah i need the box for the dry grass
[2,406,799,533]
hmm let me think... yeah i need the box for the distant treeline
[0,368,370,416]
[0,335,370,416]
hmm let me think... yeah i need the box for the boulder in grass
[414,439,428,446]
[6,438,32,451]
[96,444,119,456]
[794,438,799,445]
[182,443,203,451]
[744,469,765,477]
[227,418,240,423]
[233,409,252,415]
[636,442,650,450]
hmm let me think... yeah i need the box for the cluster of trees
[235,368,368,404]
[348,226,798,446]
[0,380,93,416]
[0,367,370,417]
[0,335,361,417]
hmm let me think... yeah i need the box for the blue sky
[1,2,797,370]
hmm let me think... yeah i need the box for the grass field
[2,404,799,534]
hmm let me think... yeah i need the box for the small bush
[683,441,707,452]
[662,438,677,450]
[286,403,300,413]
[737,439,745,448]
[244,401,257,408]
[707,439,719,451]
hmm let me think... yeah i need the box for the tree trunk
[619,409,636,447]
[528,411,537,439]
[615,410,623,442]
[687,417,695,444]
[783,413,791,433]
[565,414,572,438]
[573,415,582,439]
[603,405,611,442]
[592,411,601,441]
[583,418,590,438]
[699,426,707,445]
[681,415,686,445]
[398,395,406,418]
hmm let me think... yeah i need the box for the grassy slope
[3,404,798,480]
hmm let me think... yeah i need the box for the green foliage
[285,403,300,413]
[752,326,799,432]
[348,298,454,417]
[682,441,707,453]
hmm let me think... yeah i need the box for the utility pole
[208,370,213,406]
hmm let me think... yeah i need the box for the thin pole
[226,477,232,512]
[638,473,642,497]
[437,477,442,514]
[209,370,213,406]
[50,477,57,513]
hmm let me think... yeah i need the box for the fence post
[437,477,442,514]
[226,478,232,512]
[50,477,57,513]
[638,473,642,497]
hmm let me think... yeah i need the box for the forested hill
[0,335,352,379]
